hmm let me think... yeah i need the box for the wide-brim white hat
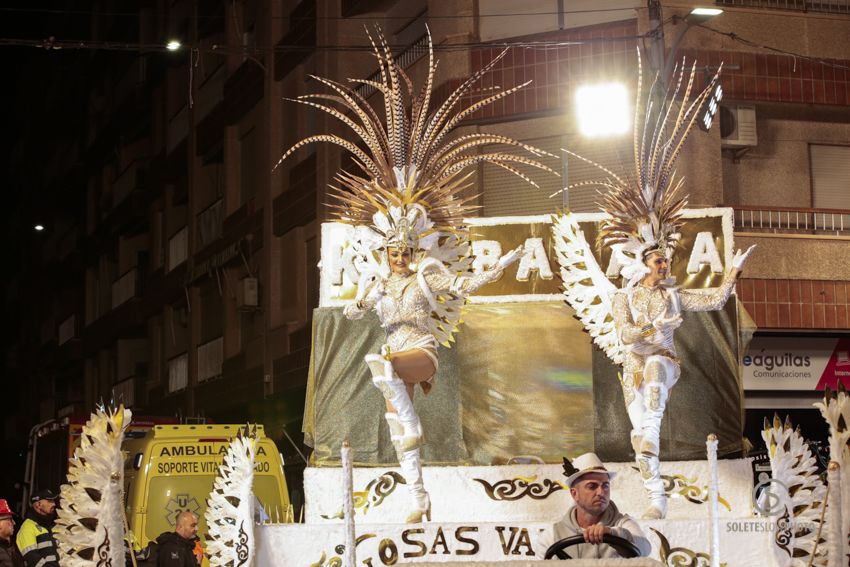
[563,452,617,487]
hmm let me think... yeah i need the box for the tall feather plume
[554,49,720,260]
[54,405,131,567]
[276,25,557,236]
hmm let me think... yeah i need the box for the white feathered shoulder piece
[552,212,624,364]
[815,384,850,554]
[205,425,259,567]
[761,414,827,566]
[54,405,131,567]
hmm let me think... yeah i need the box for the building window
[810,144,850,209]
[200,282,223,344]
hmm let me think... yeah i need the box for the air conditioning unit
[720,104,758,148]
[237,277,259,308]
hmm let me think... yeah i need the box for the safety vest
[15,519,57,567]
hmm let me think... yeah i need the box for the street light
[662,7,724,84]
[575,82,630,138]
[34,224,44,232]
[166,40,181,51]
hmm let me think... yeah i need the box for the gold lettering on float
[495,526,535,556]
[429,527,450,555]
[377,539,398,566]
[400,529,427,558]
[454,527,479,556]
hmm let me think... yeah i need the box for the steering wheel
[544,534,641,559]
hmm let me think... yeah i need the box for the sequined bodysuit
[611,271,737,389]
[344,263,505,369]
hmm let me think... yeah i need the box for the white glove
[357,277,384,309]
[653,314,683,333]
[497,245,523,269]
[732,245,756,270]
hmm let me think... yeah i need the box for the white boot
[366,354,423,451]
[636,453,668,519]
[640,381,669,457]
[399,447,431,523]
[626,394,645,455]
[385,412,405,461]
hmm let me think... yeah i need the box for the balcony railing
[168,353,189,393]
[112,158,149,208]
[197,337,223,383]
[168,227,189,271]
[716,0,850,14]
[732,206,850,236]
[111,268,138,309]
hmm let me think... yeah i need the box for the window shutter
[810,144,850,209]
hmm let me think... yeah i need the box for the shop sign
[742,336,850,390]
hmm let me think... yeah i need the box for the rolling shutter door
[481,134,633,216]
[810,144,850,209]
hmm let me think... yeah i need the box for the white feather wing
[205,428,258,567]
[552,213,624,364]
[54,406,131,567]
[762,415,827,567]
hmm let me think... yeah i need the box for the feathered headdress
[562,50,721,286]
[275,25,557,254]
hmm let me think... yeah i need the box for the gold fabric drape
[304,301,743,465]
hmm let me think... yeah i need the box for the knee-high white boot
[627,393,645,455]
[366,353,423,451]
[640,356,674,456]
[398,447,431,523]
[636,453,667,519]
[640,381,668,456]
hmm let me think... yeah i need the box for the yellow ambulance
[123,424,290,550]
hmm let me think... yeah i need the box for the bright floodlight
[34,224,44,231]
[690,7,723,17]
[575,82,630,138]
[166,40,181,51]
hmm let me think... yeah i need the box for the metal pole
[706,434,721,567]
[342,441,356,567]
[827,461,842,566]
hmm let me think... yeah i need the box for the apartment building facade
[4,0,850,474]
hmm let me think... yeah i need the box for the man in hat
[0,499,22,567]
[553,453,651,559]
[16,490,58,567]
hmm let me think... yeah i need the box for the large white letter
[516,238,553,281]
[472,240,502,273]
[687,231,724,274]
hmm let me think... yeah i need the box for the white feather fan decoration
[761,414,827,566]
[53,405,131,567]
[552,212,624,364]
[205,425,259,567]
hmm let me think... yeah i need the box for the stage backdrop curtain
[303,301,742,465]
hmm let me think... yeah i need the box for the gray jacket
[551,501,652,559]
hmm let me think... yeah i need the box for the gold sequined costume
[551,52,751,519]
[279,26,555,523]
